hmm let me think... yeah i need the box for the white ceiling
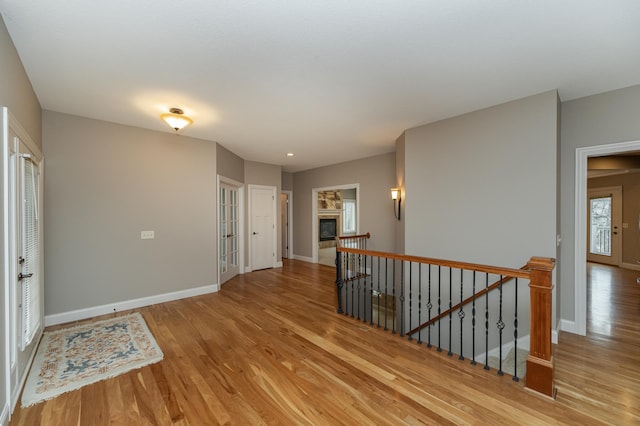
[1,1,639,172]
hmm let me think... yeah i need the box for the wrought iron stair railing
[335,233,555,398]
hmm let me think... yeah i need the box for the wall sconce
[391,188,401,221]
[161,107,193,132]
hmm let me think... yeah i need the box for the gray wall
[0,15,41,150]
[281,172,293,191]
[404,91,558,268]
[560,84,640,322]
[0,15,42,419]
[216,143,244,183]
[244,161,282,264]
[43,111,218,315]
[395,132,405,254]
[292,153,396,257]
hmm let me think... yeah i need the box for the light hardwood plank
[9,260,635,425]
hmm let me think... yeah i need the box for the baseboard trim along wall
[620,262,640,272]
[558,319,577,335]
[44,284,219,327]
[293,255,313,263]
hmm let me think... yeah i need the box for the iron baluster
[399,260,405,337]
[513,277,519,382]
[376,257,381,328]
[427,264,432,348]
[437,265,442,352]
[408,261,413,341]
[471,271,477,365]
[484,273,490,370]
[392,260,397,334]
[458,269,465,360]
[448,267,453,356]
[336,248,344,314]
[356,255,361,321]
[417,263,422,344]
[497,275,505,376]
[350,254,355,318]
[384,258,389,331]
[363,255,368,323]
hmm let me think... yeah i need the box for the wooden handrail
[336,246,531,279]
[337,232,370,241]
[407,265,529,336]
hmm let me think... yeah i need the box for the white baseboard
[293,255,313,263]
[275,261,283,268]
[558,319,577,335]
[620,262,640,271]
[44,283,219,327]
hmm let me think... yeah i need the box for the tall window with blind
[20,156,40,348]
[342,199,356,234]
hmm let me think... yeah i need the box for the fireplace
[319,218,337,241]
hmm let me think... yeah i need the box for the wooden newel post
[526,256,556,398]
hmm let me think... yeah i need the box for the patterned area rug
[21,312,163,407]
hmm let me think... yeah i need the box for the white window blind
[21,156,40,348]
[343,199,356,234]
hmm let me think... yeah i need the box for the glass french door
[587,187,621,266]
[220,183,240,284]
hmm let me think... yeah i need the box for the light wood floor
[554,262,640,425]
[9,260,638,425]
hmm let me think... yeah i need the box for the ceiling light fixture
[286,152,295,157]
[161,107,193,132]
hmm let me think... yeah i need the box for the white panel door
[250,186,275,271]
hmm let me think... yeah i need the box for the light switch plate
[141,230,155,239]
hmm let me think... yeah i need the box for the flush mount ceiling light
[286,152,295,157]
[160,107,193,132]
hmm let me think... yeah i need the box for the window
[343,199,356,234]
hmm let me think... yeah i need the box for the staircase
[335,233,556,398]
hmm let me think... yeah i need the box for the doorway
[575,140,640,335]
[249,185,277,271]
[281,191,292,259]
[311,184,359,265]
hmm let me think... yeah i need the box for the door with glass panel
[587,187,621,266]
[220,183,240,284]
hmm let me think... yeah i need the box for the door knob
[253,232,258,235]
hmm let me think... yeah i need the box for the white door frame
[311,183,359,264]
[575,139,640,336]
[217,175,244,285]
[2,108,43,418]
[1,107,10,426]
[282,190,293,259]
[248,184,277,271]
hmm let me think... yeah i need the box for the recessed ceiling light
[286,152,294,157]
